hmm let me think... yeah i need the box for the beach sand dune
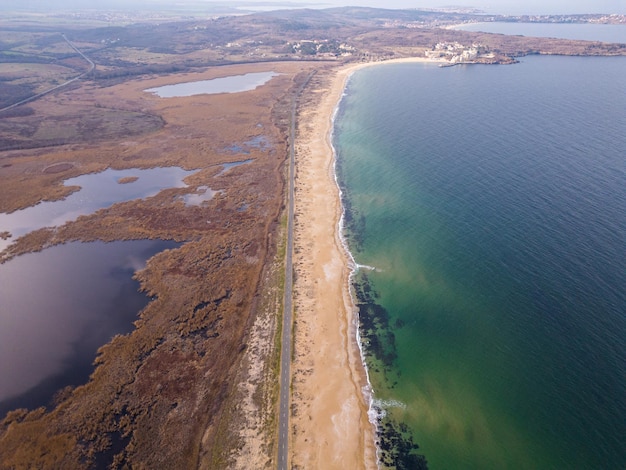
[290,65,377,470]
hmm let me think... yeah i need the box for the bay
[335,56,626,469]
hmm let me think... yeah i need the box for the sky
[9,0,626,15]
[374,1,626,15]
[312,0,626,15]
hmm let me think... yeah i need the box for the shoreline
[291,56,439,469]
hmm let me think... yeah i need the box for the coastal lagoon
[335,55,626,468]
[0,166,196,252]
[0,166,199,414]
[145,71,279,98]
[0,239,179,416]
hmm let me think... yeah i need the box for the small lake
[144,71,279,98]
[0,239,180,416]
[453,22,626,43]
[0,166,197,252]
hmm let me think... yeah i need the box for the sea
[334,42,626,469]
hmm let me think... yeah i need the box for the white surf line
[331,70,383,470]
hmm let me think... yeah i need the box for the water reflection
[0,239,179,415]
[0,167,196,252]
[180,185,219,206]
[216,159,254,176]
[144,72,279,98]
[224,135,271,154]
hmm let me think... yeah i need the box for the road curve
[277,71,316,470]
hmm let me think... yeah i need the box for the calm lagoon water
[0,239,179,416]
[335,56,626,468]
[0,166,196,252]
[454,22,626,43]
[180,185,219,206]
[145,71,279,98]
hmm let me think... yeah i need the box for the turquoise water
[335,56,626,469]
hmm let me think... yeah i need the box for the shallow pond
[180,185,219,206]
[0,239,180,416]
[0,166,196,252]
[144,71,279,97]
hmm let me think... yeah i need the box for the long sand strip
[290,58,439,469]
[291,64,377,470]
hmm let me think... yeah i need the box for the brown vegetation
[0,60,318,468]
[1,7,624,468]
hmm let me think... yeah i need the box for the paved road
[277,71,315,470]
[0,34,94,113]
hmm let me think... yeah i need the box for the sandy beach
[290,63,376,470]
[290,58,438,469]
